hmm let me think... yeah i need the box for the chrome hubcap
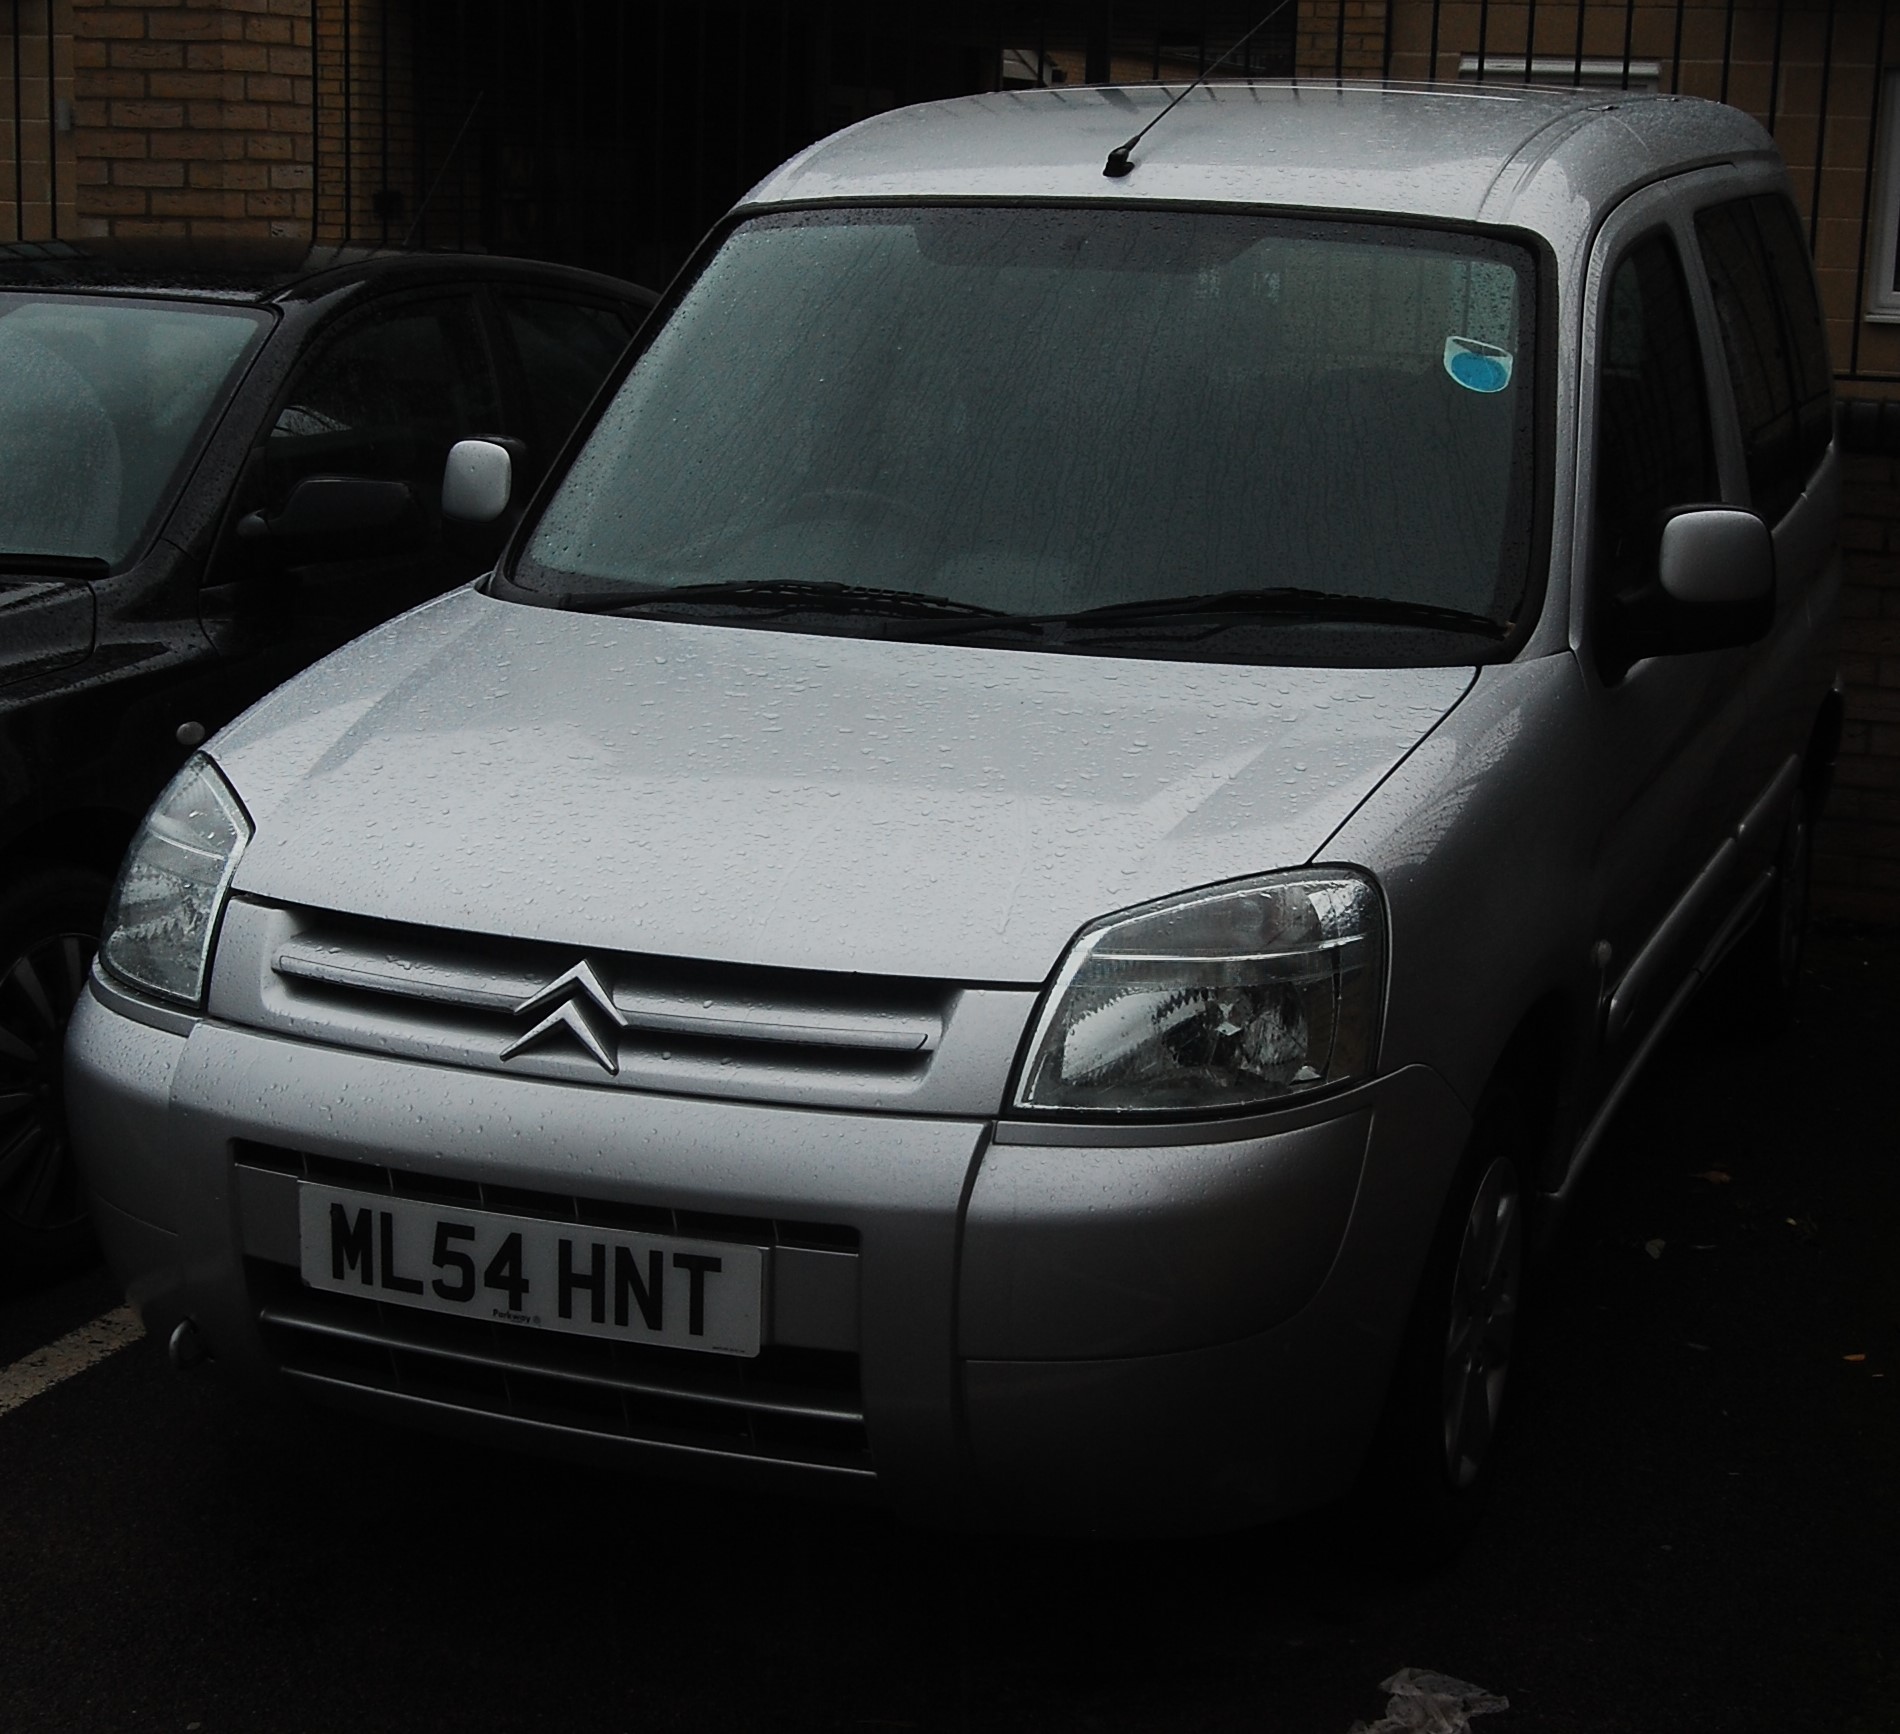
[1441,1155,1522,1491]
[0,930,95,1233]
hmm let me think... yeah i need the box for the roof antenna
[1103,2,1295,177]
[402,90,485,249]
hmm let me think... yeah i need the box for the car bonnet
[212,588,1475,985]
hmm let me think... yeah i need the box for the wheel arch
[1481,989,1579,1208]
[0,807,138,888]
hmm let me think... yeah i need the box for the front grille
[242,1147,872,1478]
[205,896,1036,1115]
[238,900,942,1088]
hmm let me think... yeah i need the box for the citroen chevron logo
[499,960,629,1075]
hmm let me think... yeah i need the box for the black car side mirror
[1655,505,1776,653]
[236,475,414,541]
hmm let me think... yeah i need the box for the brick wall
[1296,0,1391,77]
[1,0,78,242]
[68,0,312,249]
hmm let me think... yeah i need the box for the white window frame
[1456,55,1660,92]
[1867,69,1900,322]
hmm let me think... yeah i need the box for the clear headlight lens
[1014,869,1386,1115]
[100,754,252,1008]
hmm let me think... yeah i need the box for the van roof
[744,81,1779,239]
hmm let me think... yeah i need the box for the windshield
[518,206,1539,661]
[0,294,267,567]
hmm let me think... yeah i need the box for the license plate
[297,1184,764,1357]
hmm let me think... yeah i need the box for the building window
[1868,70,1900,323]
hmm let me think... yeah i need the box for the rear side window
[500,295,632,458]
[1594,232,1716,605]
[1752,196,1834,474]
[1695,196,1833,522]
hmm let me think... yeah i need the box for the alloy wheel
[1440,1154,1523,1491]
[0,929,96,1234]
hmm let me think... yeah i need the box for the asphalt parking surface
[2,922,1896,1734]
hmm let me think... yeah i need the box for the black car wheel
[0,868,108,1290]
[1363,1086,1527,1563]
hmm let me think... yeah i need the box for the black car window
[0,296,265,566]
[1593,231,1716,615]
[1695,197,1828,523]
[263,293,501,507]
[499,294,632,456]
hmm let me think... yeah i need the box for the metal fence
[6,1,1894,390]
[310,0,1896,387]
[1,0,67,249]
[1383,0,1896,386]
[320,2,1296,290]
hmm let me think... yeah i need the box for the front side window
[0,295,266,567]
[261,294,500,507]
[514,206,1541,665]
[1593,231,1716,607]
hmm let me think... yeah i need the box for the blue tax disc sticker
[1443,335,1514,393]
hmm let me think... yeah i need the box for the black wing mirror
[236,475,413,541]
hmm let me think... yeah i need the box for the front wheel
[1363,1093,1527,1560]
[0,868,108,1291]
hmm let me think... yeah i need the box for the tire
[0,867,109,1292]
[1723,786,1812,1037]
[1362,1090,1527,1563]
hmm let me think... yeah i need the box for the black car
[0,246,654,1286]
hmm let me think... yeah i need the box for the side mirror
[443,438,514,524]
[236,475,413,541]
[1655,506,1775,652]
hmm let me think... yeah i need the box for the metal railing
[315,3,1293,288]
[305,2,1894,388]
[2,0,62,248]
[4,0,1892,362]
[1389,0,1894,386]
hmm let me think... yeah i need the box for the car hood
[215,588,1474,984]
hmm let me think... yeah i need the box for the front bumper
[67,972,1470,1534]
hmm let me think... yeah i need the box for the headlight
[1014,869,1385,1115]
[100,754,252,1008]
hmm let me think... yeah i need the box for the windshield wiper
[907,586,1510,642]
[1069,587,1508,636]
[0,552,109,578]
[562,578,1012,622]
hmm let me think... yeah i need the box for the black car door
[200,288,512,684]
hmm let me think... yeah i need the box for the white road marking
[0,1306,145,1418]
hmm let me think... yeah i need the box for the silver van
[68,83,1841,1541]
